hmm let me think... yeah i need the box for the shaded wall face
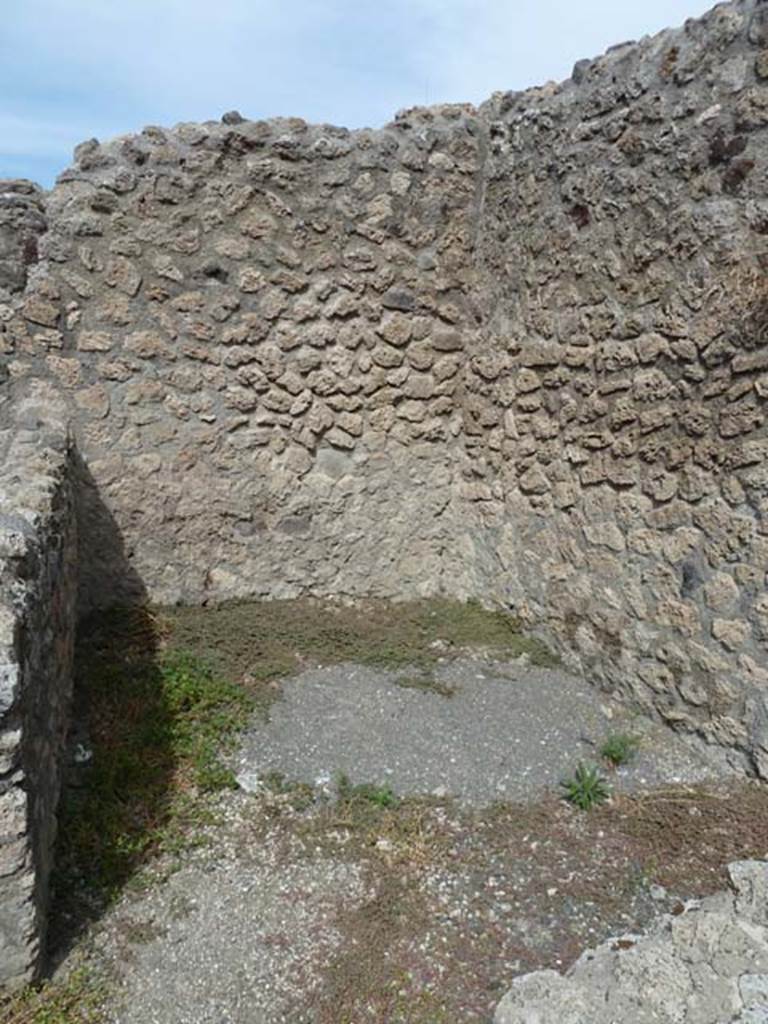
[472,0,768,769]
[7,109,486,609]
[0,389,77,988]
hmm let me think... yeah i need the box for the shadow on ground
[47,602,252,969]
[47,455,164,965]
[48,606,165,961]
[45,459,252,973]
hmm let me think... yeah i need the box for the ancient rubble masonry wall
[0,181,46,300]
[0,0,766,882]
[471,0,768,772]
[0,386,76,989]
[4,107,489,611]
[0,0,767,995]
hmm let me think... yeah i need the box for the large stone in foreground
[495,861,768,1024]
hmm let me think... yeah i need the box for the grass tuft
[561,762,611,810]
[337,772,399,809]
[600,732,640,768]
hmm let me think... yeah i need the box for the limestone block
[104,256,141,296]
[124,330,174,360]
[712,618,750,651]
[496,861,768,1024]
[704,573,740,613]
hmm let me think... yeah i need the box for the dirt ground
[5,599,768,1024]
[85,778,768,1024]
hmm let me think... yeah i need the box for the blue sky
[2,0,713,187]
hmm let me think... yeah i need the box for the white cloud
[396,0,716,103]
[0,0,717,183]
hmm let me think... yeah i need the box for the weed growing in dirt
[600,733,640,767]
[0,965,108,1024]
[338,772,398,809]
[561,763,611,810]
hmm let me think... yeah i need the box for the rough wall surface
[0,385,76,988]
[5,107,489,610]
[0,2,766,802]
[474,0,768,771]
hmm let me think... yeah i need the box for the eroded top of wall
[467,0,768,770]
[0,380,71,740]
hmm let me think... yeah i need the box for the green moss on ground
[162,596,557,698]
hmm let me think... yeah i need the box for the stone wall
[1,9,768,985]
[472,0,768,773]
[5,107,490,610]
[0,180,46,299]
[0,385,76,988]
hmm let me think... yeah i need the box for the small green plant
[0,965,108,1023]
[561,762,610,810]
[394,673,456,698]
[337,772,398,809]
[54,613,254,919]
[600,732,640,768]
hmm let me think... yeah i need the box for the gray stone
[495,860,768,1024]
[0,389,76,988]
